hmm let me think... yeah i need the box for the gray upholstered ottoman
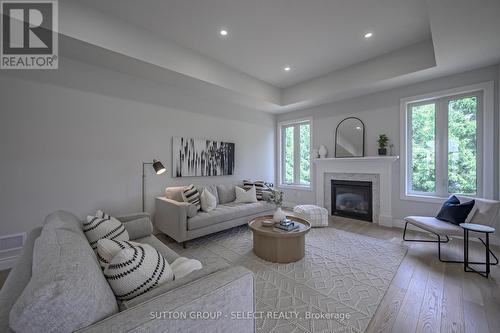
[293,205,329,227]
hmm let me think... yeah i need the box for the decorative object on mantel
[318,145,328,158]
[142,159,166,211]
[263,184,286,222]
[311,147,320,158]
[172,137,235,177]
[377,134,389,155]
[335,117,365,158]
[389,143,395,156]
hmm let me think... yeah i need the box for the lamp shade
[152,160,166,175]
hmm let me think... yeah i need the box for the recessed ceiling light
[364,32,373,39]
[284,66,291,71]
[219,29,228,36]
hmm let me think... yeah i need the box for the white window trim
[400,81,494,203]
[277,117,313,191]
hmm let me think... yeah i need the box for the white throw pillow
[97,239,142,269]
[235,185,258,203]
[200,189,217,212]
[83,210,129,250]
[104,243,174,301]
[170,257,203,279]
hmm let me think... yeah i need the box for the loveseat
[155,184,275,246]
[0,211,255,332]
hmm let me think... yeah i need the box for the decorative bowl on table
[261,220,275,227]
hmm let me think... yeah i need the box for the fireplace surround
[314,156,399,226]
[331,179,373,222]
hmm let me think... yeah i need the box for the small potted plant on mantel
[378,134,389,155]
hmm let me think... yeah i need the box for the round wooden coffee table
[248,215,311,263]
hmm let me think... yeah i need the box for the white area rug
[171,225,407,333]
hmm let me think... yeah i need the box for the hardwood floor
[0,216,498,333]
[329,217,500,333]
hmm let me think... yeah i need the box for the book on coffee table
[274,222,300,232]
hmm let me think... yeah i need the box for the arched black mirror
[335,117,365,158]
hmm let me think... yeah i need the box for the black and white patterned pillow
[96,239,141,269]
[182,184,201,210]
[83,210,129,250]
[243,180,265,200]
[104,243,174,301]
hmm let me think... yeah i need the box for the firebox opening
[331,179,373,222]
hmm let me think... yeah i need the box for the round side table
[459,223,498,278]
[248,215,311,263]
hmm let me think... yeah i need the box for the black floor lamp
[142,159,166,212]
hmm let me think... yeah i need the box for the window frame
[278,117,313,190]
[400,82,494,203]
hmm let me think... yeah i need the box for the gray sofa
[155,184,275,245]
[0,211,255,333]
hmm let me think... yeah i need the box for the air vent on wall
[0,233,25,252]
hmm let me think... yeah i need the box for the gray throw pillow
[217,184,236,204]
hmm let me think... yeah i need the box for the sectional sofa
[0,211,255,332]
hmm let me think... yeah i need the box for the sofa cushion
[165,186,186,202]
[188,201,274,231]
[10,212,118,333]
[43,210,84,236]
[217,184,236,204]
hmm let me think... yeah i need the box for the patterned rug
[169,225,407,333]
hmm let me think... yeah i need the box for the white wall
[0,58,275,238]
[277,65,499,225]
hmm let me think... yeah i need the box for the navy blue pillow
[436,195,475,225]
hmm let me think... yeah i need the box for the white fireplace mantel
[313,156,399,226]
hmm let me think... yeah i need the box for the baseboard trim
[378,215,393,227]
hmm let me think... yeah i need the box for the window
[279,118,312,188]
[401,82,495,202]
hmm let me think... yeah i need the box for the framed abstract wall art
[172,137,235,177]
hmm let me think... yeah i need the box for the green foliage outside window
[410,97,477,195]
[448,97,477,194]
[284,126,294,184]
[299,124,310,184]
[411,103,436,192]
[283,122,311,185]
